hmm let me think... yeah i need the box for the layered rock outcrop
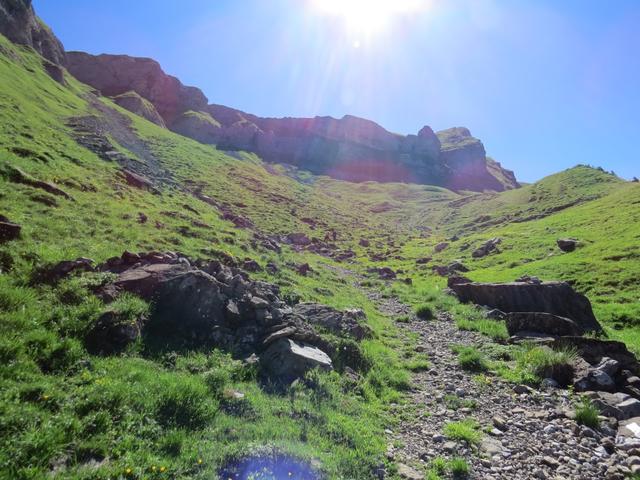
[451,279,603,333]
[0,0,65,64]
[66,52,208,125]
[64,51,519,192]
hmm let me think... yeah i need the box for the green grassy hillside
[1,31,639,479]
[0,36,420,480]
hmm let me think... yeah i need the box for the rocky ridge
[63,51,518,192]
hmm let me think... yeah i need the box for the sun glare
[311,0,426,37]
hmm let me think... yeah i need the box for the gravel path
[367,291,630,480]
[318,263,633,479]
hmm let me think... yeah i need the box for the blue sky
[35,0,640,183]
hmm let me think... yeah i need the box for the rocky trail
[361,284,636,480]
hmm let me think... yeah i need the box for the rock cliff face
[0,0,65,64]
[63,52,519,191]
[66,52,208,125]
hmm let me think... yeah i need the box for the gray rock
[260,338,332,381]
[557,238,578,252]
[596,357,621,377]
[396,463,424,480]
[588,370,616,392]
[434,242,449,253]
[481,437,503,456]
[506,311,583,337]
[0,219,21,243]
[514,384,533,395]
[450,280,603,333]
[472,237,502,258]
[619,418,640,439]
[618,399,640,420]
[291,303,371,340]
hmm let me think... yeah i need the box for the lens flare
[311,0,426,36]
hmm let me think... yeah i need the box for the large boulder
[0,0,66,64]
[150,269,228,340]
[450,280,603,333]
[85,310,145,355]
[260,337,333,381]
[506,312,583,337]
[291,303,372,340]
[557,238,578,252]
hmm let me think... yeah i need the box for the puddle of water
[218,454,321,480]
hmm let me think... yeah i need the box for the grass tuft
[575,396,600,429]
[415,304,434,320]
[453,346,489,372]
[443,418,482,445]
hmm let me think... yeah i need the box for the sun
[311,0,426,37]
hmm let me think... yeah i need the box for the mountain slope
[2,5,640,479]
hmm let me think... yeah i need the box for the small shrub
[415,304,434,320]
[204,368,231,398]
[443,418,482,445]
[575,396,600,429]
[430,457,447,474]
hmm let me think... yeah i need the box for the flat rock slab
[506,312,583,336]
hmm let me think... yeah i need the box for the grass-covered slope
[0,35,428,480]
[395,167,640,351]
[1,28,640,480]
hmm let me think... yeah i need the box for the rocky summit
[1,1,639,479]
